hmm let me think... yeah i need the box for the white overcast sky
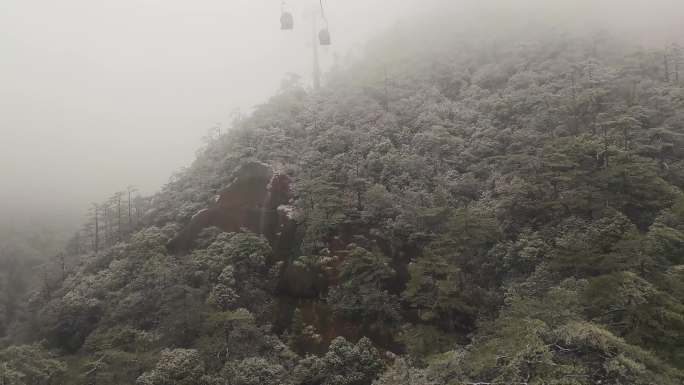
[0,0,425,221]
[1,0,682,226]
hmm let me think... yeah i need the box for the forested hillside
[2,18,684,385]
[0,219,71,348]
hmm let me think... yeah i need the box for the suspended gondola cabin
[281,12,293,30]
[319,29,331,45]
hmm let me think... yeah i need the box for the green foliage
[295,177,347,253]
[5,14,684,385]
[396,325,460,360]
[293,337,384,385]
[403,250,474,326]
[0,344,66,385]
[647,197,684,264]
[328,247,401,327]
[403,206,501,329]
[222,357,290,385]
[190,232,271,283]
[137,348,206,385]
[436,276,684,384]
[373,357,435,385]
[583,271,684,364]
[287,308,323,354]
[551,210,644,276]
[190,232,276,320]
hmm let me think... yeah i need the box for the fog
[1,0,682,232]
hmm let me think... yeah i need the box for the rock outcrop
[167,161,296,255]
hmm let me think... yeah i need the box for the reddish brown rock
[167,161,296,254]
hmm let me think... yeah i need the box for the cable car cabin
[319,29,331,46]
[281,12,293,30]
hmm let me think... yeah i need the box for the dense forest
[2,16,684,385]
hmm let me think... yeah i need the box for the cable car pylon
[318,0,331,46]
[312,6,321,90]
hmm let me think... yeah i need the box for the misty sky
[1,0,682,228]
[0,0,426,222]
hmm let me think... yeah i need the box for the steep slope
[2,20,684,385]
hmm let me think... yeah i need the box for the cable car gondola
[281,11,293,30]
[280,1,293,30]
[319,28,331,46]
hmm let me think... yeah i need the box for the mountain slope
[2,21,684,385]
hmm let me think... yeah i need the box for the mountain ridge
[2,22,684,385]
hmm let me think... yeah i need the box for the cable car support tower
[312,6,321,91]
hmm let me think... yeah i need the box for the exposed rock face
[167,162,296,254]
